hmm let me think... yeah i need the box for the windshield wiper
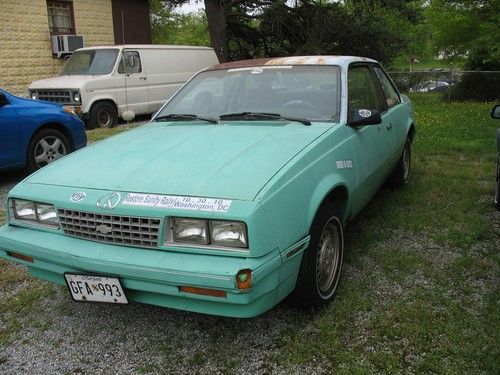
[154,113,218,124]
[219,112,311,126]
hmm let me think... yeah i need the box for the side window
[373,66,401,109]
[348,66,382,112]
[118,51,142,74]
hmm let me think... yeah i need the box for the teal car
[0,56,415,318]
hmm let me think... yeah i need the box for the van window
[119,51,142,74]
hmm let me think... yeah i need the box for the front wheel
[291,205,344,308]
[27,128,70,172]
[88,101,117,129]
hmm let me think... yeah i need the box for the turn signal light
[7,251,34,263]
[178,286,227,298]
[236,269,252,290]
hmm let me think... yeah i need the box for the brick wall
[0,0,114,97]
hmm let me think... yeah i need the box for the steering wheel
[282,100,319,112]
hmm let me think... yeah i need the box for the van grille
[33,89,72,104]
[57,209,160,249]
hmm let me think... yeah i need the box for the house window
[47,1,75,34]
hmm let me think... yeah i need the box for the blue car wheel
[27,128,70,172]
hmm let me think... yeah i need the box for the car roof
[207,56,378,71]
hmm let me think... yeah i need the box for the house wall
[0,0,114,97]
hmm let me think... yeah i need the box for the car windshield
[156,65,341,122]
[60,49,119,76]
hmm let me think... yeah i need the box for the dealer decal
[122,193,232,213]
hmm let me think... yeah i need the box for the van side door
[116,50,149,116]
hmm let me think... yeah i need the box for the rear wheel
[495,160,499,210]
[390,137,411,186]
[291,205,344,308]
[88,101,117,129]
[27,128,70,172]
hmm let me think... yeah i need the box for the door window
[373,66,401,109]
[118,51,142,74]
[348,66,382,112]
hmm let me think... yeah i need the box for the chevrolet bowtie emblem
[96,192,121,210]
[95,224,113,235]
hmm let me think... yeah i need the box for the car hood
[29,75,95,90]
[25,121,330,201]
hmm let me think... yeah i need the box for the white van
[29,45,219,129]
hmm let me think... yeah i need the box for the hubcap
[97,109,111,127]
[316,219,341,296]
[34,136,67,168]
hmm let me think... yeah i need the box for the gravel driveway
[0,171,315,375]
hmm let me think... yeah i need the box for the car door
[0,92,21,167]
[345,64,395,214]
[116,50,149,115]
[372,65,406,166]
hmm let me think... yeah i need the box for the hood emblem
[70,192,86,202]
[96,192,121,210]
[95,224,113,235]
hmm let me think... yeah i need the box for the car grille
[33,89,72,104]
[57,209,161,249]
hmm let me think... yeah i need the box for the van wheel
[291,205,344,308]
[88,102,117,129]
[27,128,70,172]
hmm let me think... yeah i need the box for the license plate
[64,273,128,304]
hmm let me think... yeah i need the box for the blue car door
[0,92,21,167]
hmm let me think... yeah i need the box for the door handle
[139,76,147,80]
[386,123,394,130]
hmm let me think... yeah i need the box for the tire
[88,101,117,129]
[495,159,499,210]
[27,128,70,172]
[390,137,411,186]
[291,205,344,308]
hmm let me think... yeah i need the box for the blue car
[0,89,87,173]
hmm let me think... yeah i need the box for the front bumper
[0,224,288,318]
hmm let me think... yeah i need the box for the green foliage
[426,0,500,70]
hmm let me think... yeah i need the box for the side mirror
[0,93,8,106]
[491,105,500,119]
[347,108,382,127]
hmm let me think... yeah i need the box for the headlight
[73,92,81,102]
[172,218,208,245]
[11,199,60,227]
[13,200,36,221]
[210,220,247,248]
[31,91,38,100]
[169,217,248,249]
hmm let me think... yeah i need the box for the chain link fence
[388,71,500,102]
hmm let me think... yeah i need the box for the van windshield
[60,49,119,76]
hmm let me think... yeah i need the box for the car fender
[307,174,351,226]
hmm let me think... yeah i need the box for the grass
[273,94,499,373]
[0,97,498,372]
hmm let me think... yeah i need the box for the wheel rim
[34,136,67,168]
[403,141,410,182]
[97,109,111,127]
[316,218,342,297]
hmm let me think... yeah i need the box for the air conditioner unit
[51,35,84,58]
